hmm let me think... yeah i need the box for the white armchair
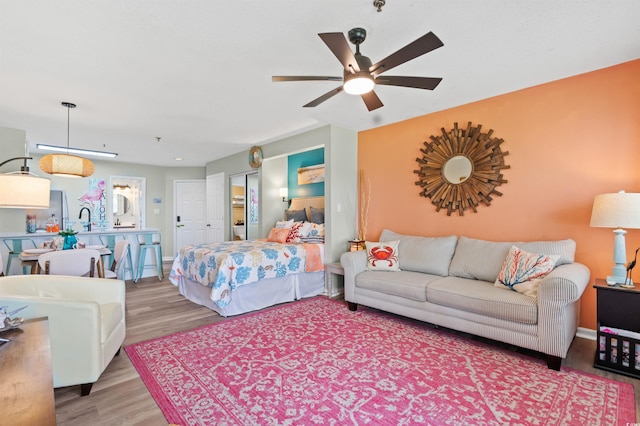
[0,274,126,395]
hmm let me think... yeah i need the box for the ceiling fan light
[40,153,95,178]
[344,73,375,95]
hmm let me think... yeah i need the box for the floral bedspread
[169,240,324,307]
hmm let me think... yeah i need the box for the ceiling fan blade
[303,86,344,108]
[369,32,444,77]
[272,76,342,82]
[361,90,384,111]
[318,32,360,72]
[375,76,442,90]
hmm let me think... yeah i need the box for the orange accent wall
[358,59,640,330]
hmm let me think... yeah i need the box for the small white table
[324,262,345,297]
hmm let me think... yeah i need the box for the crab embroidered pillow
[365,240,401,271]
[494,245,559,297]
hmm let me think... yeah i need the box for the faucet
[79,207,91,232]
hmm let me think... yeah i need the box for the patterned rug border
[126,296,636,425]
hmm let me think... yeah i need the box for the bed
[169,196,326,316]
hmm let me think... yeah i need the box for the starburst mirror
[414,122,510,216]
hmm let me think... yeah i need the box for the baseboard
[576,327,596,341]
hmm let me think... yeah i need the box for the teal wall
[287,147,324,198]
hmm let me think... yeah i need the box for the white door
[175,180,208,253]
[207,173,225,243]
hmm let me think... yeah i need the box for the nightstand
[324,262,344,297]
[593,278,640,379]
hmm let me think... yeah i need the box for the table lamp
[590,191,640,284]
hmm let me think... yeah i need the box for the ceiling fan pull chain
[373,0,385,12]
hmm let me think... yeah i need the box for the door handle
[176,224,185,228]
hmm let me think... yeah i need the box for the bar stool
[99,234,117,269]
[134,232,163,282]
[100,234,135,281]
[3,238,36,275]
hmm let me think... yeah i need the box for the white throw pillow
[494,245,559,297]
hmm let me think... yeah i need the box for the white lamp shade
[0,174,51,208]
[590,192,640,229]
[279,188,288,199]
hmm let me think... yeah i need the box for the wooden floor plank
[53,268,639,424]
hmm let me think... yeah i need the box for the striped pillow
[495,245,559,297]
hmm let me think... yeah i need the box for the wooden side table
[325,262,345,297]
[593,278,640,379]
[0,317,56,425]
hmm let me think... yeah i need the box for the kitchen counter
[0,228,159,239]
[1,229,162,279]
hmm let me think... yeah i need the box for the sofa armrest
[537,262,590,304]
[340,250,367,302]
[537,262,590,358]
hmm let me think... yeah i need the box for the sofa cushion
[426,276,538,324]
[380,229,457,276]
[449,237,577,282]
[100,302,123,343]
[356,270,441,302]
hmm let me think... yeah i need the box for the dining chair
[3,238,37,275]
[37,249,103,278]
[103,240,133,280]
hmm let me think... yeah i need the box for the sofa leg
[80,382,94,396]
[546,355,562,371]
[347,302,358,311]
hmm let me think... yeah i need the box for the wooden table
[0,318,56,425]
[19,247,112,277]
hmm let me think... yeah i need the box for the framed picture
[297,164,325,185]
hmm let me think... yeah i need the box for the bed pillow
[366,240,400,271]
[285,209,307,222]
[286,222,304,243]
[275,219,294,229]
[299,222,325,242]
[310,206,325,224]
[494,245,560,297]
[267,227,289,243]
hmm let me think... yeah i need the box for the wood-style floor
[53,268,639,425]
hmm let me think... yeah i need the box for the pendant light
[40,102,95,178]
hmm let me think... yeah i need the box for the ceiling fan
[272,28,444,111]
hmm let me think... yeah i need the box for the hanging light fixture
[0,157,51,208]
[40,102,95,178]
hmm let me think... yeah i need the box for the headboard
[287,196,324,222]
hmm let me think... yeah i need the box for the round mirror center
[443,155,472,184]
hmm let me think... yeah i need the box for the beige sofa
[0,275,126,395]
[340,230,590,370]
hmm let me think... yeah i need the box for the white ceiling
[1,1,639,167]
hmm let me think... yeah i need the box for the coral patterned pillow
[494,245,559,297]
[286,222,304,243]
[267,227,289,243]
[365,240,401,271]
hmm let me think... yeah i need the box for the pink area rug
[126,297,635,425]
